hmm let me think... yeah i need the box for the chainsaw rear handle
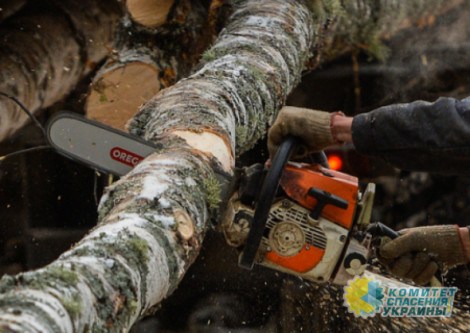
[367,222,442,287]
[239,136,329,270]
[366,222,400,239]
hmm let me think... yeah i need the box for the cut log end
[171,130,234,173]
[85,62,160,130]
[174,209,194,241]
[126,0,176,27]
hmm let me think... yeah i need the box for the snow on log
[0,0,122,141]
[0,0,464,332]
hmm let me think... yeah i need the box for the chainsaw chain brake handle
[238,136,329,270]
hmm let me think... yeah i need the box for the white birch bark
[0,0,462,332]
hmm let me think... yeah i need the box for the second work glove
[268,106,339,159]
[379,225,469,285]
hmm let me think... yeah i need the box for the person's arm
[350,97,470,174]
[269,97,470,173]
[268,104,470,285]
[331,113,353,143]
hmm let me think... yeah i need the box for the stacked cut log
[0,0,122,141]
[126,0,176,27]
[85,0,219,130]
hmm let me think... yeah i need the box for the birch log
[0,0,122,141]
[0,0,465,332]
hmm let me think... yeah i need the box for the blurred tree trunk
[0,0,465,332]
[0,0,122,141]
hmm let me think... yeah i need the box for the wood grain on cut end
[171,130,234,172]
[126,0,175,27]
[86,62,160,130]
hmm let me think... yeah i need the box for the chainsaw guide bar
[47,112,159,176]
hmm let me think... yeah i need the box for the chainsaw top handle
[239,136,328,270]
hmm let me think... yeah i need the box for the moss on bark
[0,1,464,332]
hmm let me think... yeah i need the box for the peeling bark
[130,1,315,155]
[0,0,466,332]
[0,0,122,141]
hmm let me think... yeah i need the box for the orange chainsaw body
[265,243,325,273]
[280,163,359,229]
[263,162,359,274]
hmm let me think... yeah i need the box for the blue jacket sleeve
[351,96,470,174]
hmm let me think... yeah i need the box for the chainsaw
[46,111,422,286]
[221,136,382,285]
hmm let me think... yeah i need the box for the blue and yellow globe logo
[344,275,384,317]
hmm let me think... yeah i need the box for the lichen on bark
[312,0,463,62]
[129,0,315,155]
[0,0,465,332]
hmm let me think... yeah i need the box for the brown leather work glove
[268,106,340,159]
[378,225,469,285]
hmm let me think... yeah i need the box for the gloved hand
[378,225,469,285]
[268,106,340,159]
